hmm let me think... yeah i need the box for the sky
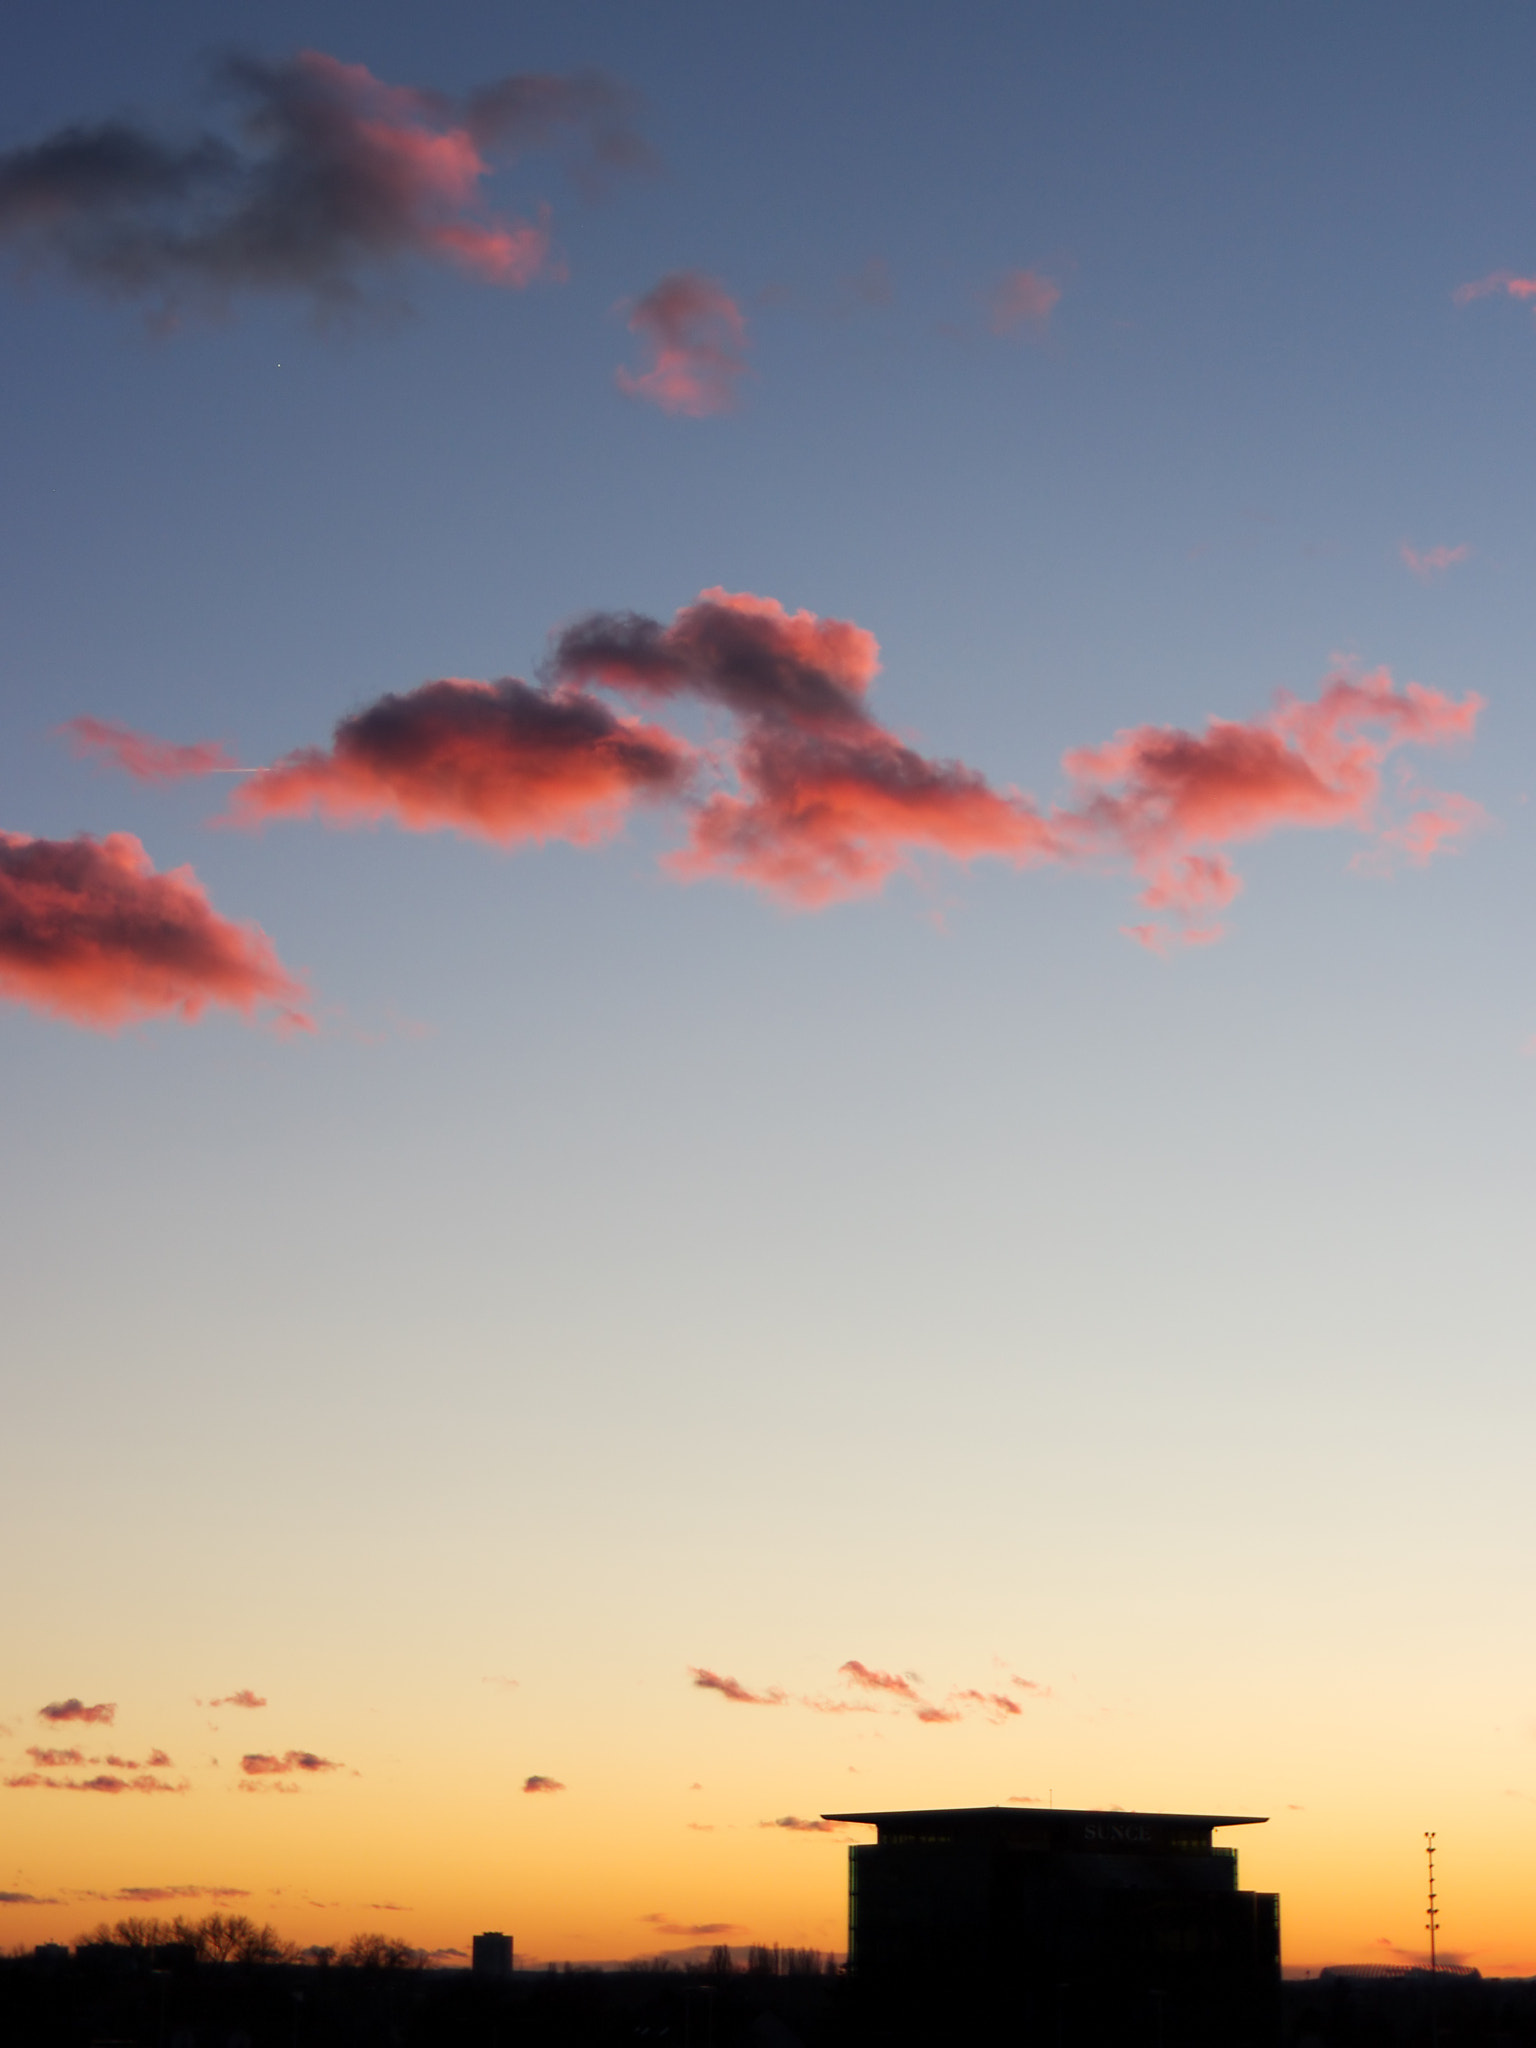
[2,0,1536,1975]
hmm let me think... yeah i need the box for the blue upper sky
[2,0,1535,1967]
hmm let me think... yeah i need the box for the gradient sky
[4,0,1536,1975]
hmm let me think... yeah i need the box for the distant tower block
[472,1931,514,1978]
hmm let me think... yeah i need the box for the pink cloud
[210,1691,267,1710]
[5,1771,183,1794]
[92,1885,249,1903]
[954,1689,1023,1719]
[987,268,1062,336]
[1401,543,1471,581]
[914,1704,963,1725]
[523,1775,566,1793]
[1453,270,1536,306]
[27,1746,84,1766]
[0,834,309,1031]
[617,272,750,416]
[554,591,1052,904]
[839,1661,921,1703]
[689,1667,786,1706]
[38,1698,115,1725]
[240,1751,341,1776]
[231,678,695,848]
[1053,664,1483,945]
[61,718,239,784]
[761,1816,843,1833]
[641,1913,742,1934]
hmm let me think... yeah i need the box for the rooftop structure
[823,1805,1280,2047]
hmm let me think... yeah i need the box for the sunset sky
[5,0,1536,1976]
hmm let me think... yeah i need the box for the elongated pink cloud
[523,1774,565,1793]
[761,1817,842,1833]
[914,1704,963,1725]
[62,717,240,783]
[1453,270,1536,305]
[987,268,1061,336]
[27,1746,84,1766]
[5,1771,183,1794]
[0,833,308,1030]
[642,1914,742,1934]
[240,1750,340,1775]
[39,1698,114,1725]
[232,678,695,847]
[554,590,1053,903]
[93,1885,250,1903]
[0,50,648,317]
[617,272,749,416]
[210,1690,267,1710]
[839,1661,921,1703]
[689,1667,785,1706]
[1401,542,1471,582]
[954,1689,1022,1719]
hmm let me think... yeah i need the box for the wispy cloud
[27,1747,84,1766]
[0,51,647,321]
[641,1913,743,1935]
[209,1691,267,1710]
[617,272,750,416]
[986,267,1061,337]
[1401,542,1471,582]
[5,1771,184,1794]
[83,1884,251,1903]
[953,1690,1023,1720]
[1453,270,1536,306]
[839,1661,921,1703]
[689,1668,786,1706]
[62,718,240,783]
[760,1816,844,1833]
[0,835,309,1031]
[0,1891,61,1904]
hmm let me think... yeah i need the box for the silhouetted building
[823,1804,1280,2048]
[472,1931,514,1979]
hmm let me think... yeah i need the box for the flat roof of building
[822,1806,1266,1831]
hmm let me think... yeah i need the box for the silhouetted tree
[340,1932,424,1970]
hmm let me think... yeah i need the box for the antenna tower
[1425,1832,1439,1975]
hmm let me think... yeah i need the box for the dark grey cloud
[0,50,650,319]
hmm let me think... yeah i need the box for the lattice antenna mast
[1425,1832,1439,1975]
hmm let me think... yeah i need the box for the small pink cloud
[1453,270,1536,305]
[240,1751,341,1776]
[689,1667,785,1706]
[761,1816,842,1833]
[987,268,1061,337]
[61,718,240,784]
[839,1661,921,1703]
[617,272,750,416]
[38,1698,114,1725]
[523,1775,565,1793]
[1401,542,1471,582]
[210,1691,266,1710]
